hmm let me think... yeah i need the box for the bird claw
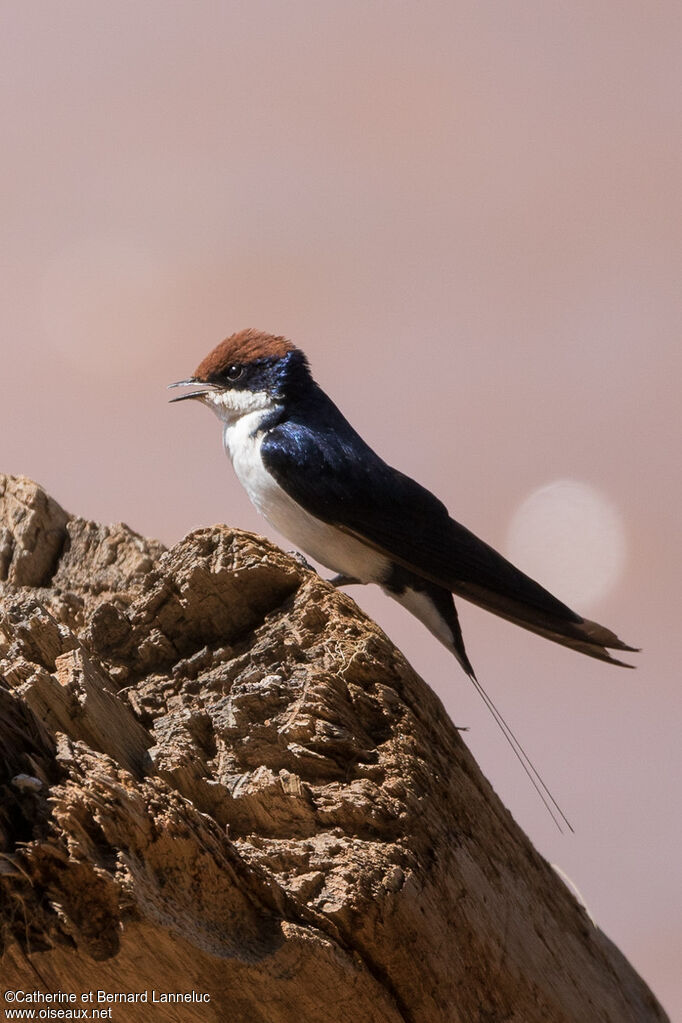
[287,550,315,571]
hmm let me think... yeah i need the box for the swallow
[170,328,638,827]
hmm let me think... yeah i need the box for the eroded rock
[0,474,669,1023]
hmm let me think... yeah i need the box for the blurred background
[2,1,680,1013]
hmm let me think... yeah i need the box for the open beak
[167,379,216,403]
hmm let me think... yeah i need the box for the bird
[170,328,638,828]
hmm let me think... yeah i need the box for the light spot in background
[506,479,627,609]
[40,235,177,377]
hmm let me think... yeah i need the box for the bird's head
[169,328,311,423]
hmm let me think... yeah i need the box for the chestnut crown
[194,329,295,381]
[189,328,311,402]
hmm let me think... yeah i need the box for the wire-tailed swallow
[170,328,638,827]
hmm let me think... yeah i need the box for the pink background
[2,2,680,1014]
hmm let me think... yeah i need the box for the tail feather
[388,577,576,832]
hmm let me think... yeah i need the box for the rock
[0,475,69,587]
[0,474,669,1022]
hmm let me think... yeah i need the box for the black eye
[225,364,243,381]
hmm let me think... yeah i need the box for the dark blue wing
[260,396,636,663]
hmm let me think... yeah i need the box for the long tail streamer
[466,668,573,833]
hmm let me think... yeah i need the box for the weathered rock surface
[0,474,669,1022]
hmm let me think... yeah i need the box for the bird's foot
[328,573,361,587]
[287,550,315,571]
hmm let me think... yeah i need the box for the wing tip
[603,654,637,669]
[578,617,640,656]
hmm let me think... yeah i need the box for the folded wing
[261,412,637,667]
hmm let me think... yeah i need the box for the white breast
[222,411,390,584]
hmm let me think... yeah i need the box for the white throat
[198,388,279,514]
[202,386,275,429]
